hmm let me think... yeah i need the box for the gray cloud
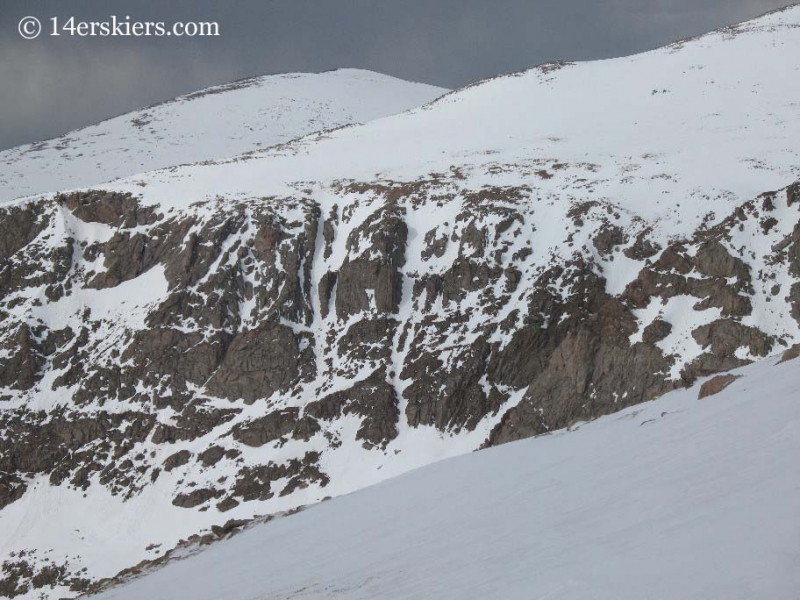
[0,0,795,151]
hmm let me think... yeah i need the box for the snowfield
[90,5,800,233]
[0,69,446,204]
[94,353,800,600]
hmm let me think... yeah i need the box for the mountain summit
[0,69,446,204]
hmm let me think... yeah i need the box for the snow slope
[0,69,446,204]
[94,353,800,600]
[90,5,800,230]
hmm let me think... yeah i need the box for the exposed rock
[487,264,674,445]
[0,555,91,596]
[206,323,305,403]
[216,497,240,513]
[0,200,50,262]
[691,319,773,360]
[306,372,399,448]
[56,191,160,229]
[404,333,498,432]
[593,224,627,255]
[622,239,753,319]
[151,404,238,444]
[421,227,449,260]
[624,231,661,260]
[232,452,328,502]
[1,176,799,596]
[335,205,407,318]
[0,410,155,496]
[0,474,27,511]
[232,408,301,447]
[779,344,800,363]
[787,182,799,207]
[698,374,741,399]
[211,519,249,538]
[172,487,224,509]
[0,324,46,391]
[163,450,192,472]
[197,446,225,468]
[318,271,338,319]
[642,319,672,344]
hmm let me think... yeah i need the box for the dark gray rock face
[0,324,46,391]
[163,450,192,472]
[232,408,304,447]
[491,275,673,443]
[306,371,400,449]
[57,191,160,229]
[172,487,224,508]
[2,183,799,483]
[334,204,407,319]
[0,408,155,499]
[229,451,328,503]
[642,319,672,344]
[206,323,308,404]
[1,179,799,594]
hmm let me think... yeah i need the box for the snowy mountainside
[0,69,446,204]
[98,5,800,219]
[2,5,800,598]
[92,351,800,600]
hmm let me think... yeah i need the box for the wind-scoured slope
[2,6,800,599]
[0,69,446,204]
[94,354,800,600]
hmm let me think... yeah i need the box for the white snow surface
[79,4,800,230]
[94,353,800,600]
[0,69,446,204]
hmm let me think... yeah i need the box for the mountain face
[2,5,800,598]
[0,69,446,204]
[86,352,800,600]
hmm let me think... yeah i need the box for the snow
[0,474,218,591]
[2,6,800,598]
[0,69,446,205]
[90,7,799,229]
[29,263,168,331]
[93,352,800,600]
[655,295,723,380]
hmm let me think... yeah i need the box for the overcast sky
[0,0,795,151]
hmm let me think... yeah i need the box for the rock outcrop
[1,179,799,597]
[698,374,741,399]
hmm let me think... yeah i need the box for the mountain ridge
[1,6,800,598]
[0,69,447,205]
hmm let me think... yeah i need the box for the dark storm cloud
[0,0,795,151]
